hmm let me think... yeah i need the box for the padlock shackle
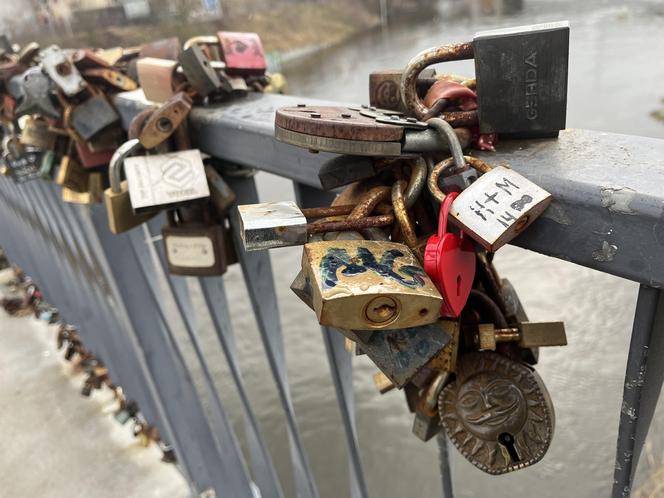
[428,155,493,204]
[109,138,142,193]
[437,191,458,238]
[183,35,220,51]
[400,42,474,120]
[426,118,466,171]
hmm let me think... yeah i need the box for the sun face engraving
[439,351,554,475]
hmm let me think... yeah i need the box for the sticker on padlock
[429,156,552,252]
[161,207,228,276]
[401,21,569,137]
[424,191,476,317]
[301,240,443,330]
[124,148,210,212]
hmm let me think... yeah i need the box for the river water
[196,1,664,497]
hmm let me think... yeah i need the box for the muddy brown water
[189,1,664,497]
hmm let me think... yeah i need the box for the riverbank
[15,1,384,60]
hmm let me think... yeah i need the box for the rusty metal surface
[306,214,394,234]
[401,42,474,120]
[275,105,405,142]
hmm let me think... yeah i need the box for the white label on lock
[125,149,210,210]
[451,166,551,251]
[165,235,216,268]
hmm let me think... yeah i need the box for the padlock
[178,44,224,97]
[216,31,267,76]
[136,57,179,103]
[123,148,210,212]
[41,45,87,96]
[62,172,103,205]
[14,67,61,119]
[274,104,472,157]
[70,93,120,141]
[39,150,56,179]
[75,141,114,169]
[204,164,236,215]
[301,240,442,330]
[81,68,138,92]
[476,321,567,351]
[401,21,569,137]
[411,371,450,441]
[5,149,43,183]
[19,116,56,150]
[238,201,394,251]
[138,37,181,61]
[424,191,476,317]
[373,371,395,394]
[114,399,139,425]
[56,153,89,192]
[349,319,455,387]
[137,92,192,149]
[72,49,111,70]
[439,351,555,474]
[161,205,228,276]
[369,67,436,112]
[425,316,461,373]
[429,155,552,252]
[103,139,156,234]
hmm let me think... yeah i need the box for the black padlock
[178,44,226,97]
[401,21,569,138]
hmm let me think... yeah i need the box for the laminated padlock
[401,21,569,137]
[161,206,228,276]
[301,240,443,330]
[103,139,156,234]
[429,156,552,252]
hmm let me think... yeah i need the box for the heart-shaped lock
[424,191,476,317]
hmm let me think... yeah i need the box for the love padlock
[424,191,475,318]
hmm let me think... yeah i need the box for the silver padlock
[41,45,87,96]
[429,155,552,252]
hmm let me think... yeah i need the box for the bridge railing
[1,88,663,498]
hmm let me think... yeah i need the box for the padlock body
[450,166,552,252]
[103,183,155,234]
[217,32,267,76]
[71,95,120,141]
[75,141,114,168]
[162,223,227,276]
[302,240,442,330]
[178,45,222,97]
[136,57,178,103]
[474,21,569,137]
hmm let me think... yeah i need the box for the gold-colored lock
[301,240,442,330]
[476,321,567,351]
[19,116,57,150]
[103,139,156,234]
[425,319,460,373]
[62,172,103,205]
[56,153,89,193]
[373,371,395,394]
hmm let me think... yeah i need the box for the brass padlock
[429,156,552,252]
[56,153,89,193]
[103,139,156,234]
[369,67,436,113]
[19,116,56,150]
[62,172,103,205]
[439,351,555,474]
[138,92,192,149]
[161,205,228,276]
[301,240,442,330]
[476,321,567,351]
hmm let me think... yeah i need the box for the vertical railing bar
[436,434,455,498]
[225,172,319,498]
[145,215,284,498]
[292,181,369,498]
[612,285,664,498]
[134,218,255,494]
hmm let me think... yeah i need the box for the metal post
[612,285,664,498]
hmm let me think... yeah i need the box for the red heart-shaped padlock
[423,191,476,317]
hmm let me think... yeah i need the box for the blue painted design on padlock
[320,246,427,290]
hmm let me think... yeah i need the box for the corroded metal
[306,214,394,234]
[392,180,418,251]
[439,351,555,475]
[401,42,474,120]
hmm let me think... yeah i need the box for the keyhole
[456,275,461,296]
[498,432,521,463]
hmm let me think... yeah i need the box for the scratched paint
[600,186,637,215]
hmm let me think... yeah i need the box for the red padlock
[423,191,476,318]
[216,31,267,76]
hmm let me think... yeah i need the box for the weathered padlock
[429,156,552,252]
[70,93,120,141]
[439,351,555,474]
[205,164,236,216]
[75,141,114,169]
[216,31,267,76]
[103,139,156,234]
[14,67,61,119]
[178,44,223,97]
[411,371,450,441]
[20,116,56,150]
[41,45,87,96]
[369,67,436,113]
[123,148,210,212]
[56,153,90,192]
[138,37,181,61]
[301,240,442,330]
[476,321,567,351]
[137,92,192,149]
[62,172,103,205]
[81,68,138,92]
[136,57,179,103]
[161,205,228,276]
[401,21,569,137]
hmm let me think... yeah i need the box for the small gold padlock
[301,240,442,330]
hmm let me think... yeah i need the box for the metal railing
[1,89,663,498]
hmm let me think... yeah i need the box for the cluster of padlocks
[0,20,572,475]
